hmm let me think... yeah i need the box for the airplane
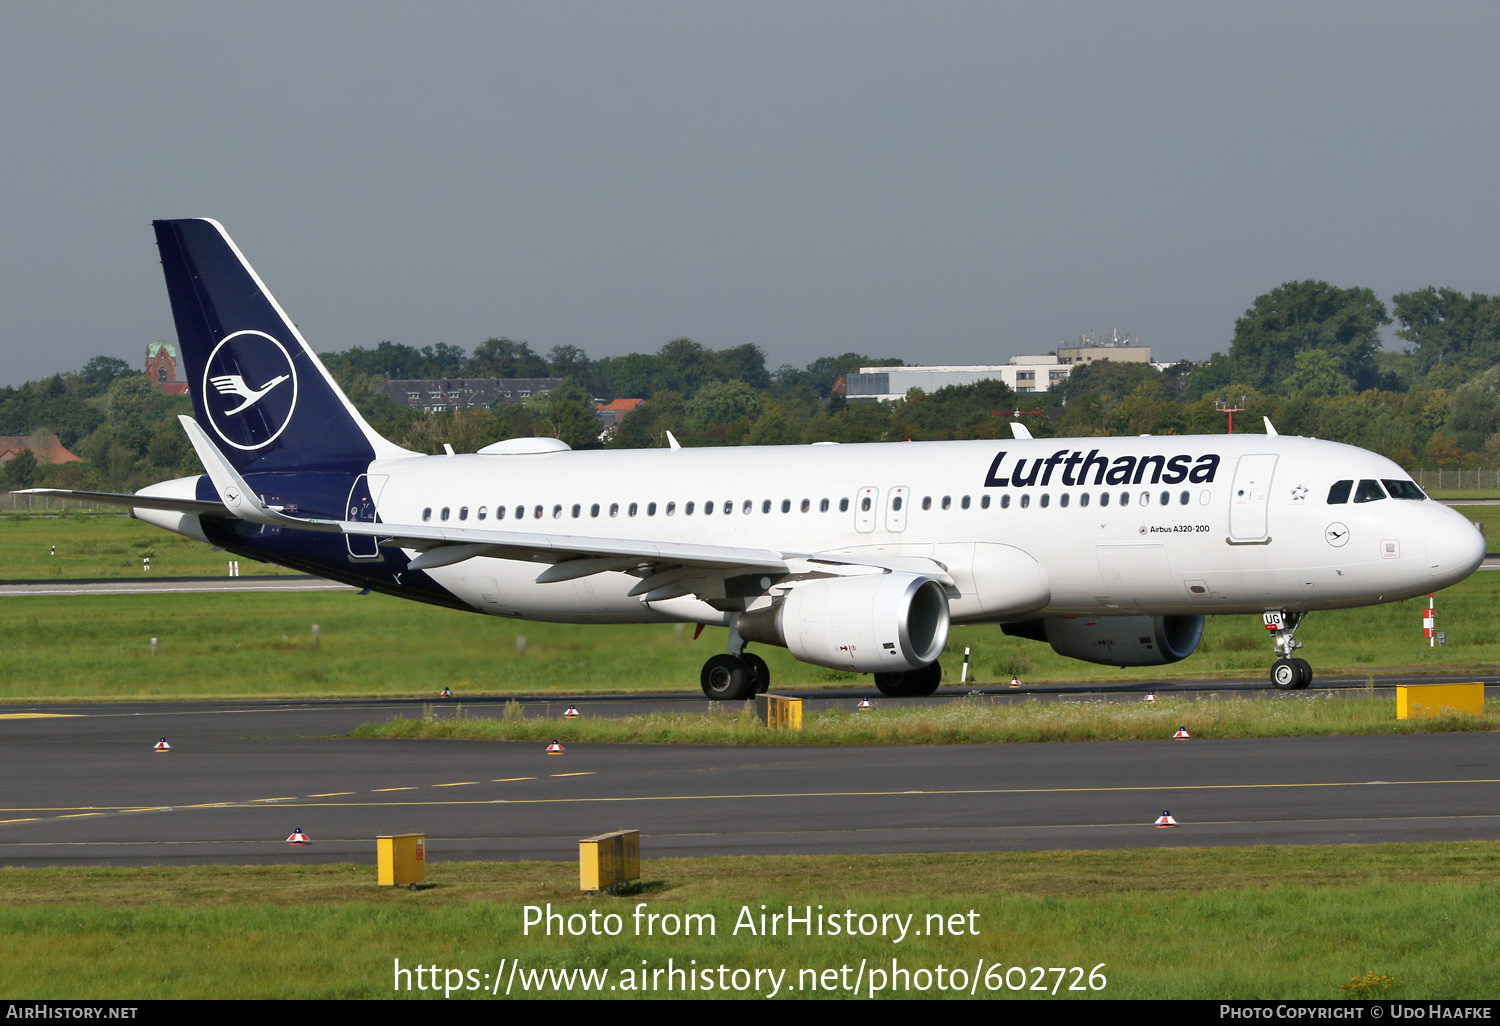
[21,219,1487,698]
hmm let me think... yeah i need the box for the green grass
[0,511,296,578]
[2,509,1499,701]
[3,571,1500,700]
[0,845,1496,998]
[353,692,1500,745]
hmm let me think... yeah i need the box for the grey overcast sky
[2,2,1497,386]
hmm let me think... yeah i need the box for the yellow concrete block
[377,833,427,886]
[1396,683,1484,719]
[580,830,640,893]
[756,693,803,730]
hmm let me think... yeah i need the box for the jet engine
[1002,614,1204,668]
[739,571,950,673]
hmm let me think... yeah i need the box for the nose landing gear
[1265,611,1312,690]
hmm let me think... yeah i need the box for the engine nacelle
[1003,614,1204,668]
[740,571,950,673]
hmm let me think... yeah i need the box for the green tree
[684,380,763,433]
[0,449,39,490]
[1445,364,1500,452]
[1228,280,1389,393]
[467,338,548,378]
[1284,348,1354,401]
[1392,287,1500,376]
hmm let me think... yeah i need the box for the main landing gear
[1265,611,1313,690]
[873,661,943,698]
[699,652,771,701]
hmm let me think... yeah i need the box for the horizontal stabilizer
[12,488,229,516]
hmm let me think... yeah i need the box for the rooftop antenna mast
[1215,396,1247,434]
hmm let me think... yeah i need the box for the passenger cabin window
[704,501,713,515]
[890,497,901,511]
[820,498,830,512]
[1040,494,1050,508]
[1328,480,1353,504]
[533,505,543,519]
[647,502,657,516]
[860,497,871,512]
[1059,493,1069,508]
[1354,479,1387,503]
[1000,494,1011,508]
[922,496,932,510]
[422,507,432,522]
[1019,494,1030,508]
[441,507,451,521]
[801,499,811,512]
[459,506,469,520]
[961,495,971,509]
[685,501,695,515]
[839,498,850,512]
[1383,479,1425,500]
[666,501,678,516]
[980,495,991,509]
[571,504,581,518]
[609,503,619,517]
[744,500,753,514]
[590,504,600,517]
[763,500,773,514]
[629,502,638,516]
[1179,491,1190,505]
[1078,493,1089,508]
[496,506,506,520]
[781,499,791,513]
[941,496,951,510]
[477,506,487,520]
[553,504,563,518]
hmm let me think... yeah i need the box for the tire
[742,653,771,694]
[701,654,753,701]
[873,672,908,697]
[909,661,942,697]
[1291,657,1313,690]
[1271,658,1300,690]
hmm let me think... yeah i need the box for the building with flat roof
[844,342,1157,401]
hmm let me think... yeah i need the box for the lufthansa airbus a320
[24,220,1486,698]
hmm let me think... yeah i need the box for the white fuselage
[333,434,1483,626]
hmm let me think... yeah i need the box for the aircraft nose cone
[1427,509,1486,584]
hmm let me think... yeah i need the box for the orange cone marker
[1009,676,1021,688]
[153,738,171,752]
[1154,811,1178,828]
[286,829,311,845]
[1144,691,1157,703]
[1173,726,1191,739]
[563,705,580,718]
[856,699,873,710]
[545,740,564,755]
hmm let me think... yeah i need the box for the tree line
[3,278,1499,495]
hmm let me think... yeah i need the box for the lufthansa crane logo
[202,330,298,451]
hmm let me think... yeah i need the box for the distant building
[376,378,562,413]
[0,435,81,465]
[595,398,644,427]
[845,341,1157,401]
[846,357,1072,400]
[146,341,189,395]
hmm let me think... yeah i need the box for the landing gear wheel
[1271,658,1301,690]
[701,654,754,701]
[1290,657,1313,690]
[742,653,771,694]
[910,660,942,697]
[873,662,943,698]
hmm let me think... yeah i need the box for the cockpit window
[1382,479,1426,500]
[1353,479,1386,503]
[1327,480,1352,504]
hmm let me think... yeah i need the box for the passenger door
[1228,455,1277,543]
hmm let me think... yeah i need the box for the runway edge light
[546,739,565,754]
[1155,811,1179,828]
[153,738,171,752]
[287,829,310,845]
[1173,726,1191,739]
[1144,691,1156,703]
[564,705,580,718]
[856,698,873,711]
